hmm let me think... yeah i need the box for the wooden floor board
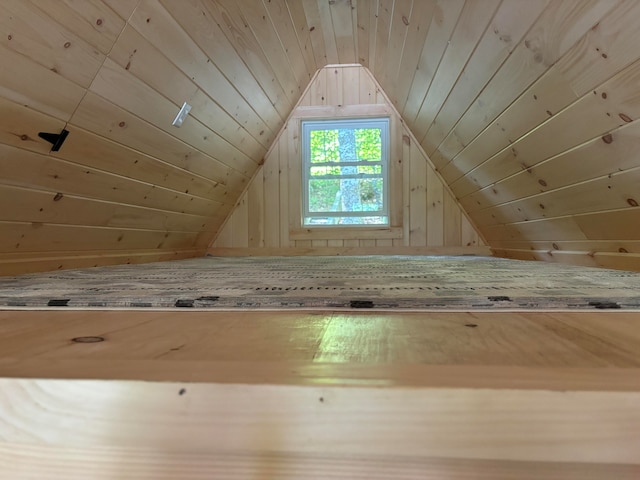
[1,310,640,374]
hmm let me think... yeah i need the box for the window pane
[357,164,382,175]
[308,179,341,213]
[310,130,340,163]
[355,128,382,161]
[310,166,330,176]
[308,178,383,213]
[310,127,382,163]
[356,178,383,210]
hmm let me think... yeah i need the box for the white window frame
[301,117,390,227]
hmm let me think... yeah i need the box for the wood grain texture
[0,249,203,276]
[0,0,313,274]
[1,443,639,480]
[211,65,484,253]
[3,0,640,272]
[1,309,640,478]
[1,376,639,479]
[3,309,640,371]
[7,2,640,475]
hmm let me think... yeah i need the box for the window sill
[290,226,403,241]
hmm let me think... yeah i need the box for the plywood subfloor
[1,255,640,310]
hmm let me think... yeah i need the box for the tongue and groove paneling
[0,0,314,275]
[210,65,486,256]
[3,0,640,273]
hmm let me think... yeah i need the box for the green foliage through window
[309,128,382,163]
[302,118,389,226]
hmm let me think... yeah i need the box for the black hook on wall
[38,128,69,152]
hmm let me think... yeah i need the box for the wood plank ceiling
[1,0,640,273]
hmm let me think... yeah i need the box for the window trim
[301,117,390,227]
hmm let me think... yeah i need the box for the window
[302,118,389,226]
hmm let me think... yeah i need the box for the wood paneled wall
[210,66,486,255]
[0,0,316,275]
[292,0,640,270]
[412,0,640,271]
[4,0,640,272]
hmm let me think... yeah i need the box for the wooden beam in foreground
[1,310,640,478]
[1,372,640,479]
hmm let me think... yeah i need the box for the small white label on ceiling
[172,102,192,127]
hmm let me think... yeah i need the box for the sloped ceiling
[1,0,640,273]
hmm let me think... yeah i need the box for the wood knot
[627,198,638,207]
[602,133,613,144]
[619,113,632,123]
[64,41,71,48]
[538,179,547,187]
[96,18,103,26]
[119,121,126,127]
[619,248,629,253]
[601,92,607,99]
[72,336,104,343]
[402,16,409,25]
[53,192,64,201]
[552,243,559,250]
